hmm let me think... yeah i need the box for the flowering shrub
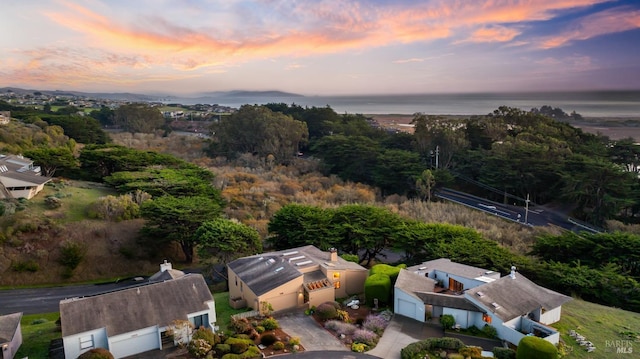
[352,342,367,353]
[188,338,212,358]
[363,314,389,336]
[289,336,301,346]
[325,320,357,335]
[273,341,285,350]
[352,329,379,346]
[336,309,351,323]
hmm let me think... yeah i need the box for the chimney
[160,260,172,272]
[510,266,516,279]
[329,248,338,262]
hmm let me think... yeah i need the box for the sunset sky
[1,0,639,95]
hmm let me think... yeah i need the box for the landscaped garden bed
[309,299,392,353]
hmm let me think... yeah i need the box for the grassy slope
[213,291,253,335]
[552,298,640,358]
[15,312,61,359]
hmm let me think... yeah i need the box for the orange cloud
[458,25,521,43]
[538,6,640,48]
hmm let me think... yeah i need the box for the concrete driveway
[277,311,349,352]
[366,315,443,359]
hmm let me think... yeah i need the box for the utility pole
[435,145,440,169]
[524,193,530,224]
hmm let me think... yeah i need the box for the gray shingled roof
[228,255,302,296]
[407,258,493,280]
[466,273,572,322]
[148,268,185,282]
[395,269,436,302]
[60,274,213,337]
[228,245,367,296]
[0,312,22,343]
[0,154,51,185]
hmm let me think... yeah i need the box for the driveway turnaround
[366,315,442,359]
[277,311,349,352]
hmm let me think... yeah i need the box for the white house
[0,154,51,199]
[394,259,571,346]
[0,312,23,359]
[59,270,216,359]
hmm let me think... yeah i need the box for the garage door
[397,299,417,320]
[109,325,160,358]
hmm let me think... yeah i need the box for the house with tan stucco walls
[227,245,368,313]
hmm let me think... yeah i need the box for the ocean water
[176,91,640,117]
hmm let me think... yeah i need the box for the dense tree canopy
[209,105,308,164]
[23,146,78,177]
[140,195,223,263]
[115,103,166,133]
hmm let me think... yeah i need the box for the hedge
[400,337,466,359]
[365,273,391,306]
[221,345,261,359]
[370,263,406,284]
[492,346,516,359]
[516,336,557,359]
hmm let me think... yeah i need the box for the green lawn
[34,180,116,222]
[552,298,640,358]
[214,291,253,335]
[15,312,61,359]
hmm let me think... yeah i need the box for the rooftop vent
[0,165,7,172]
[476,291,485,297]
[491,302,501,310]
[267,258,276,264]
[296,260,313,266]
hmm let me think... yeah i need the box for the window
[334,281,341,289]
[482,313,492,324]
[79,335,94,350]
[190,313,209,329]
[235,276,238,286]
[333,272,340,280]
[240,282,243,292]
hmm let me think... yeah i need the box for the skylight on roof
[476,291,485,297]
[491,302,501,309]
[288,255,305,262]
[274,266,284,273]
[267,258,276,264]
[282,251,299,256]
[296,260,313,266]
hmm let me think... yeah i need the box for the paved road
[0,278,148,315]
[435,188,600,233]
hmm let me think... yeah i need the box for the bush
[439,314,455,331]
[370,263,405,284]
[364,273,391,306]
[492,346,516,359]
[352,342,367,352]
[516,336,558,359]
[188,338,213,358]
[363,314,389,336]
[44,196,62,209]
[230,342,248,354]
[336,309,350,323]
[260,317,279,330]
[221,345,261,359]
[273,341,285,350]
[288,336,300,346]
[30,318,48,325]
[255,325,265,334]
[400,338,466,359]
[192,327,220,346]
[325,320,357,335]
[229,318,252,334]
[352,329,379,346]
[12,260,39,272]
[459,346,482,359]
[482,324,497,338]
[77,348,114,359]
[260,333,278,346]
[316,302,339,320]
[432,337,465,350]
[87,194,140,221]
[216,343,231,355]
[59,240,86,270]
[341,253,360,263]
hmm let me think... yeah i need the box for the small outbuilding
[0,312,23,359]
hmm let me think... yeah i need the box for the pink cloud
[539,6,640,48]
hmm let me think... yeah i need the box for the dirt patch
[257,328,305,357]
